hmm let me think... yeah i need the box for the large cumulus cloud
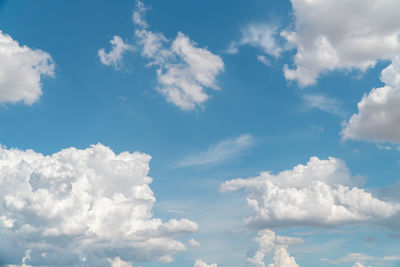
[221,157,400,229]
[0,144,198,266]
[283,0,400,86]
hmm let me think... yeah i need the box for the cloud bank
[0,144,198,266]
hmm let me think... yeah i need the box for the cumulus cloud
[0,30,54,105]
[107,257,132,267]
[0,144,198,266]
[221,157,400,229]
[176,134,254,167]
[227,23,282,58]
[283,0,400,86]
[342,56,400,143]
[194,259,217,267]
[98,36,134,69]
[248,229,302,267]
[133,1,224,110]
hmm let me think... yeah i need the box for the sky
[0,0,400,266]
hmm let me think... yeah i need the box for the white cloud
[302,94,345,116]
[248,229,302,267]
[194,259,217,267]
[353,263,370,267]
[0,30,54,105]
[267,247,299,267]
[133,1,224,110]
[228,23,282,58]
[342,56,400,143]
[189,238,201,248]
[176,134,254,167]
[0,144,198,266]
[98,36,134,69]
[257,55,270,66]
[221,157,400,229]
[283,0,400,86]
[326,252,400,265]
[107,256,132,267]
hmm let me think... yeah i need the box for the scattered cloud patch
[189,238,201,248]
[194,259,217,267]
[133,1,224,110]
[0,30,54,105]
[283,0,400,86]
[342,56,400,143]
[228,23,282,58]
[98,36,134,69]
[176,134,254,168]
[325,252,400,265]
[0,144,198,266]
[221,157,400,229]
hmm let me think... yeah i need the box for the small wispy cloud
[302,94,345,117]
[323,252,400,265]
[176,134,255,168]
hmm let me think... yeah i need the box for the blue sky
[1,0,400,266]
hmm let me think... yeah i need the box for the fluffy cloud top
[221,157,400,229]
[0,31,54,104]
[194,259,217,267]
[283,0,400,86]
[342,56,400,143]
[133,1,224,110]
[249,229,301,267]
[0,144,198,266]
[98,36,134,69]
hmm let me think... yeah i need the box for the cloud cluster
[221,157,400,229]
[194,259,217,267]
[98,36,134,69]
[283,0,400,86]
[0,31,54,105]
[249,229,301,267]
[99,0,224,111]
[0,144,198,266]
[342,56,400,143]
[132,1,224,111]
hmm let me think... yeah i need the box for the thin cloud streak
[176,134,255,168]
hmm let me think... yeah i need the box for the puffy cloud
[283,0,400,86]
[133,1,224,110]
[0,144,198,266]
[221,157,400,229]
[189,238,201,248]
[0,30,54,105]
[342,56,400,143]
[248,229,302,267]
[194,259,217,267]
[98,36,134,69]
[107,257,132,267]
[228,24,282,58]
[176,134,254,168]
